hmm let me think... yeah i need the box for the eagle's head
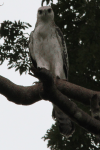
[37,6,54,22]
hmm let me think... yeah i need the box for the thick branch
[0,75,42,105]
[0,71,100,106]
[1,68,100,136]
[32,68,100,136]
[56,79,100,106]
[47,84,100,135]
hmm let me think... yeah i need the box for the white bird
[29,6,74,137]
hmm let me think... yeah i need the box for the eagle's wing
[29,23,38,68]
[52,24,75,137]
[55,25,69,80]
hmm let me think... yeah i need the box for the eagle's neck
[35,21,55,39]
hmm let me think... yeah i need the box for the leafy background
[0,0,100,149]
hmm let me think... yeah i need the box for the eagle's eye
[38,10,42,14]
[48,8,52,13]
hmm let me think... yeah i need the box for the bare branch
[32,68,100,136]
[0,75,42,105]
[1,68,100,136]
[56,79,100,106]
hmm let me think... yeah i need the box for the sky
[0,0,57,149]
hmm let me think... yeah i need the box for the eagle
[29,6,74,137]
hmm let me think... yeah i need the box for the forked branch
[0,67,100,136]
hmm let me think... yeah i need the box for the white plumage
[29,6,74,137]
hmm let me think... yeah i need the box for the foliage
[1,0,100,149]
[0,20,32,74]
[42,123,99,150]
[48,0,100,91]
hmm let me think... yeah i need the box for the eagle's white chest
[33,23,66,78]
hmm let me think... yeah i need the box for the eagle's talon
[33,81,41,84]
[37,67,42,70]
[56,76,60,79]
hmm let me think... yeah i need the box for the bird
[29,6,74,137]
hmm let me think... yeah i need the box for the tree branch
[31,68,100,136]
[1,68,100,136]
[0,75,42,105]
[56,79,100,106]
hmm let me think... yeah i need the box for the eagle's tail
[52,105,75,137]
